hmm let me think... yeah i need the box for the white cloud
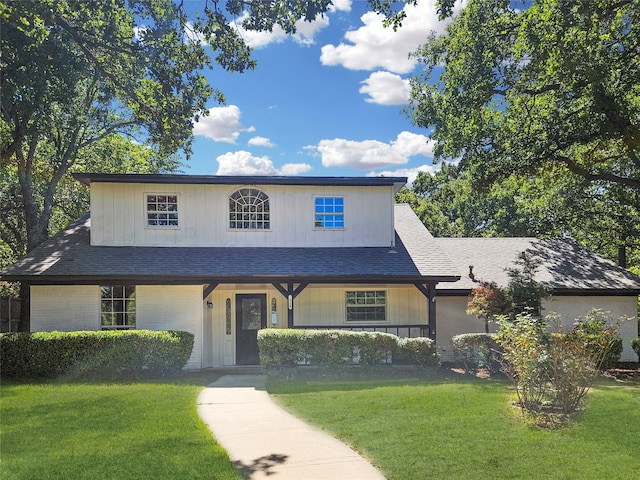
[233,12,333,48]
[183,22,207,45]
[248,136,275,148]
[393,131,436,157]
[216,150,311,175]
[320,0,461,74]
[359,71,410,105]
[315,131,434,170]
[331,0,352,12]
[373,159,457,186]
[279,162,313,175]
[370,164,437,186]
[193,106,253,143]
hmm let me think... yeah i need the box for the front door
[236,294,267,365]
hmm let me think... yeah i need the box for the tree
[467,281,510,333]
[409,0,640,261]
[504,251,550,318]
[1,0,340,254]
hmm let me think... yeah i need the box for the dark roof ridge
[72,173,407,192]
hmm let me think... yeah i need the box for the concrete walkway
[196,375,386,480]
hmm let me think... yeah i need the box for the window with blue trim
[314,197,344,229]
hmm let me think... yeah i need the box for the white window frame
[345,290,387,323]
[314,196,345,230]
[229,188,271,230]
[145,193,179,229]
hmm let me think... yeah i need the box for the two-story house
[2,174,462,368]
[2,174,639,366]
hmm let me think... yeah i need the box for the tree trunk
[618,244,627,268]
[18,283,30,332]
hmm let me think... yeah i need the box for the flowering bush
[497,310,623,419]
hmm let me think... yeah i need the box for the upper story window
[101,286,136,329]
[146,194,178,227]
[345,290,386,322]
[315,197,344,229]
[229,188,270,229]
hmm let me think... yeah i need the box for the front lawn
[0,375,241,480]
[269,375,640,479]
[3,372,638,480]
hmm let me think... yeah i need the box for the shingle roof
[434,237,640,294]
[0,207,460,284]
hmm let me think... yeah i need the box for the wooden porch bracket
[203,283,219,300]
[272,282,309,328]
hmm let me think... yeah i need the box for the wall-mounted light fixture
[206,301,213,309]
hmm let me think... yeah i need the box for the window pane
[345,291,386,322]
[241,298,262,330]
[147,194,178,228]
[101,285,135,329]
[229,188,270,229]
[102,312,114,325]
[314,197,344,229]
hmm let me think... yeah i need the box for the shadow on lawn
[266,365,510,395]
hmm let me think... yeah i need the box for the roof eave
[436,287,640,297]
[4,273,461,285]
[72,173,407,192]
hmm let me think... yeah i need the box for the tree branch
[558,155,640,190]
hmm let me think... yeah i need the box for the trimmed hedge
[0,330,194,378]
[257,329,439,369]
[632,338,640,361]
[451,333,501,372]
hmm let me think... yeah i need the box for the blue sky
[182,0,460,182]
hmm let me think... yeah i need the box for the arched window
[229,188,270,229]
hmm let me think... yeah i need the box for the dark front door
[236,294,267,365]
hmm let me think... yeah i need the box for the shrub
[0,330,194,378]
[496,314,549,412]
[632,338,640,360]
[303,330,354,366]
[451,333,501,373]
[258,329,440,370]
[354,331,398,366]
[396,337,439,367]
[497,310,624,418]
[257,329,307,368]
[570,310,623,369]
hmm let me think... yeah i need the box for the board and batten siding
[30,285,100,331]
[294,285,429,327]
[90,182,395,247]
[136,285,203,369]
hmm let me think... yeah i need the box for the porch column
[428,282,437,341]
[272,282,309,328]
[414,282,437,341]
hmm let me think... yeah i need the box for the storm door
[235,294,267,365]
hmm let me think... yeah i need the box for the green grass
[0,375,241,480]
[3,372,638,480]
[269,375,640,480]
